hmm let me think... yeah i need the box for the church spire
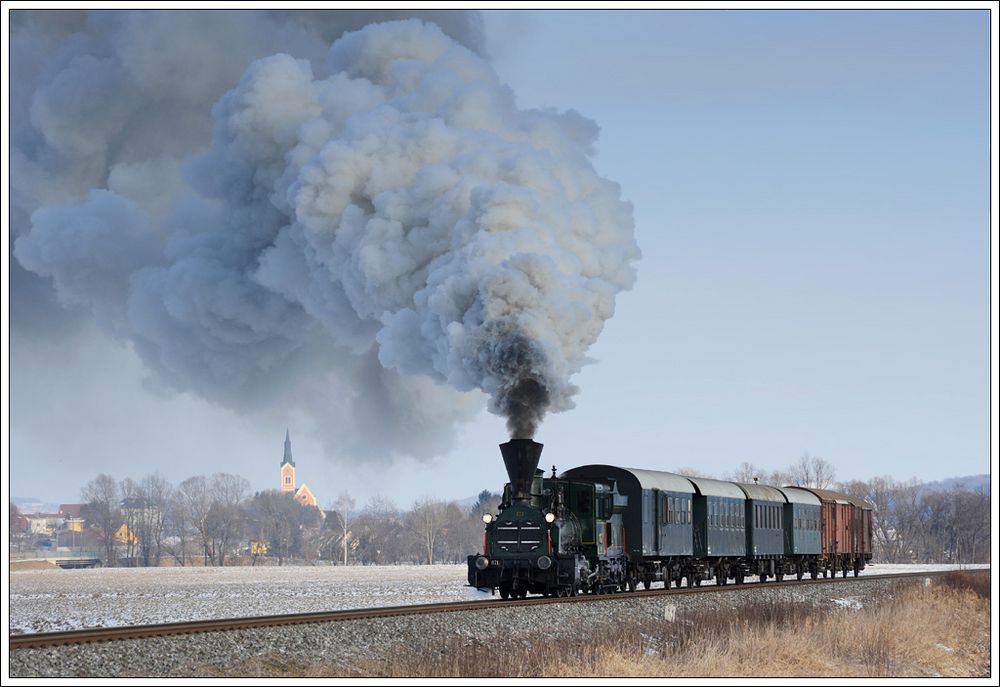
[282,429,295,467]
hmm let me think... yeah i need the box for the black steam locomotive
[467,439,873,598]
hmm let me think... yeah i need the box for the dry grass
[9,560,58,571]
[213,574,991,678]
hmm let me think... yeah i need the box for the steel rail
[9,568,987,651]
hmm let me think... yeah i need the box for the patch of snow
[830,597,863,611]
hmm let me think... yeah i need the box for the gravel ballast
[9,575,934,677]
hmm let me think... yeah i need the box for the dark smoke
[480,329,554,439]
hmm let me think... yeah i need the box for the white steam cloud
[13,14,639,458]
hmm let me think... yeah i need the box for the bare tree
[331,490,356,565]
[409,497,450,564]
[135,473,171,566]
[355,495,404,565]
[789,452,836,489]
[9,502,29,553]
[952,487,989,564]
[164,486,190,566]
[245,491,319,565]
[81,474,121,567]
[208,473,250,566]
[119,478,143,565]
[439,501,480,563]
[176,475,213,565]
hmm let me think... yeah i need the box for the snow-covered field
[7,562,988,635]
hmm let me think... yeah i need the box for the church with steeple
[280,430,318,509]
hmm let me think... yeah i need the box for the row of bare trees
[77,471,502,567]
[73,460,989,567]
[82,472,252,566]
[839,477,990,564]
[714,453,990,564]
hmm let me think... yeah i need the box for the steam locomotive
[467,440,873,598]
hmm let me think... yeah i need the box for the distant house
[26,513,64,534]
[115,523,138,545]
[11,512,29,533]
[58,503,86,533]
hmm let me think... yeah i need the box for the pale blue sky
[477,8,990,477]
[10,9,992,508]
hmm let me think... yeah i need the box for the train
[467,439,873,598]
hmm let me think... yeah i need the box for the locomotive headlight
[482,513,494,524]
[544,512,556,523]
[537,555,552,570]
[475,556,490,570]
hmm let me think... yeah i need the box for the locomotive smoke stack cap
[500,439,544,502]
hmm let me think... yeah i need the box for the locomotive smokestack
[500,439,543,503]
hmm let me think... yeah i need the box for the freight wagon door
[821,499,835,557]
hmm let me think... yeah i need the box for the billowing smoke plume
[13,13,638,454]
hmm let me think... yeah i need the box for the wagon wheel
[518,587,528,599]
[842,567,848,578]
[810,569,818,580]
[693,577,702,587]
[499,585,511,600]
[796,569,804,581]
[627,578,637,593]
[775,573,784,582]
[759,573,768,583]
[643,579,651,590]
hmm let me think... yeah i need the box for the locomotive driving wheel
[499,583,512,600]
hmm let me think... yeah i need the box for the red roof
[58,504,84,518]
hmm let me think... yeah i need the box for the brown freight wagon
[795,487,873,577]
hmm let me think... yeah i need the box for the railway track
[9,569,986,651]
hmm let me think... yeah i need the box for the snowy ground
[7,562,988,634]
